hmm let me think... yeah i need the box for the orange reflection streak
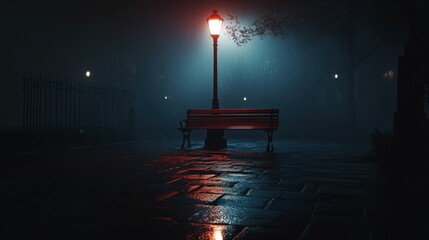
[213,225,223,240]
[144,149,249,239]
[154,190,180,201]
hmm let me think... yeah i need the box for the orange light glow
[207,10,223,36]
[213,226,223,240]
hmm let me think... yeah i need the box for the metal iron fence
[22,74,135,134]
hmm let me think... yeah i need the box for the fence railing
[22,74,135,135]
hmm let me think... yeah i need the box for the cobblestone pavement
[0,139,424,239]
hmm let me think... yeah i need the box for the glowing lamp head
[243,97,247,101]
[207,10,224,36]
[334,74,339,79]
[85,71,91,77]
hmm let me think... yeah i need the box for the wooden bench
[178,108,279,152]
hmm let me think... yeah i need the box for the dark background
[1,0,412,143]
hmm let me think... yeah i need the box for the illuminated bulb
[207,10,224,36]
[208,19,222,35]
[85,71,91,77]
[243,97,247,101]
[334,74,338,79]
[164,96,168,100]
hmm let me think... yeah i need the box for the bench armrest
[179,119,188,129]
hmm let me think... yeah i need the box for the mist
[1,0,408,144]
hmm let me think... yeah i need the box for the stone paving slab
[217,195,270,209]
[233,226,301,240]
[0,139,422,239]
[300,215,369,240]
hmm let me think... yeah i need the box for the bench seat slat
[184,126,278,130]
[188,108,278,114]
[183,108,279,131]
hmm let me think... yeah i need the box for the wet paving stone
[1,139,402,239]
[181,174,218,180]
[233,226,301,240]
[313,202,364,218]
[209,166,246,173]
[189,205,283,226]
[233,179,281,187]
[281,190,330,202]
[246,189,283,198]
[196,185,248,195]
[210,173,259,182]
[171,178,237,187]
[300,215,370,240]
[160,192,223,205]
[273,210,312,230]
[158,222,242,240]
[216,195,270,209]
[266,199,314,214]
[301,182,319,193]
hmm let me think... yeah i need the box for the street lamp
[207,10,223,109]
[205,10,226,150]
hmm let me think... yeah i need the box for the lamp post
[205,10,227,150]
[207,10,223,109]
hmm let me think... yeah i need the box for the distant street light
[243,97,247,101]
[383,70,394,80]
[85,71,91,78]
[334,73,339,79]
[205,10,226,150]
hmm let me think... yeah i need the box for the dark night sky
[1,0,412,141]
[1,0,285,122]
[2,0,266,84]
[3,1,158,75]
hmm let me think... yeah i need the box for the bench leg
[266,130,274,152]
[187,131,191,148]
[181,130,192,149]
[181,132,186,149]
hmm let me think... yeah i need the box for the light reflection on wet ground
[2,139,395,240]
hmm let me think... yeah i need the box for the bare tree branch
[224,11,288,47]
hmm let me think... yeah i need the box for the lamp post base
[204,130,227,150]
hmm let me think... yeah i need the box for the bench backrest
[186,108,279,130]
